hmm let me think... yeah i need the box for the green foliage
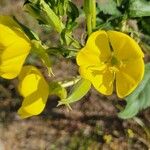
[141,18,150,35]
[129,0,150,17]
[84,0,96,35]
[2,0,150,120]
[118,63,150,119]
[115,0,124,7]
[31,40,53,75]
[49,82,67,99]
[59,1,80,47]
[67,1,79,22]
[24,0,64,32]
[58,78,91,108]
[47,0,69,16]
[13,17,39,40]
[19,0,150,118]
[97,0,121,16]
[96,0,124,31]
[24,0,81,55]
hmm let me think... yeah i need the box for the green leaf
[58,78,91,108]
[58,0,69,16]
[97,0,121,16]
[45,0,69,16]
[13,17,39,40]
[31,40,53,76]
[49,82,67,99]
[140,18,150,35]
[118,63,150,119]
[129,0,150,17]
[24,0,64,32]
[67,1,79,22]
[115,0,123,7]
[24,0,81,49]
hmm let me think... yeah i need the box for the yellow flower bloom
[0,16,31,79]
[18,65,49,118]
[77,31,144,98]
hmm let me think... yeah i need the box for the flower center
[108,55,122,73]
[104,54,124,73]
[111,56,119,66]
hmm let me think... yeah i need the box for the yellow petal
[0,38,30,79]
[79,65,114,95]
[116,58,144,98]
[76,47,101,66]
[0,17,31,79]
[0,24,18,47]
[77,30,111,66]
[77,30,145,98]
[107,31,144,60]
[18,66,49,118]
[0,16,30,46]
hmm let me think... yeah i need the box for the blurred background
[0,0,150,149]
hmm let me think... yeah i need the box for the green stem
[116,0,121,6]
[40,0,64,33]
[59,77,81,88]
[39,0,81,49]
[87,15,92,36]
[66,33,81,49]
[31,40,53,76]
[84,0,96,36]
[91,0,96,29]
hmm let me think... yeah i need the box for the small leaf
[129,0,150,17]
[45,0,69,16]
[13,17,39,40]
[115,0,123,7]
[24,0,64,33]
[60,28,80,49]
[118,63,150,119]
[58,0,69,16]
[31,40,53,76]
[58,78,91,107]
[49,82,67,99]
[97,0,121,16]
[140,18,150,35]
[67,1,79,22]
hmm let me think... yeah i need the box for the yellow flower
[0,16,31,79]
[18,65,49,119]
[77,31,144,98]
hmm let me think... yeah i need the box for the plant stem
[91,0,96,29]
[87,15,92,36]
[59,77,81,88]
[40,0,81,49]
[84,0,96,36]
